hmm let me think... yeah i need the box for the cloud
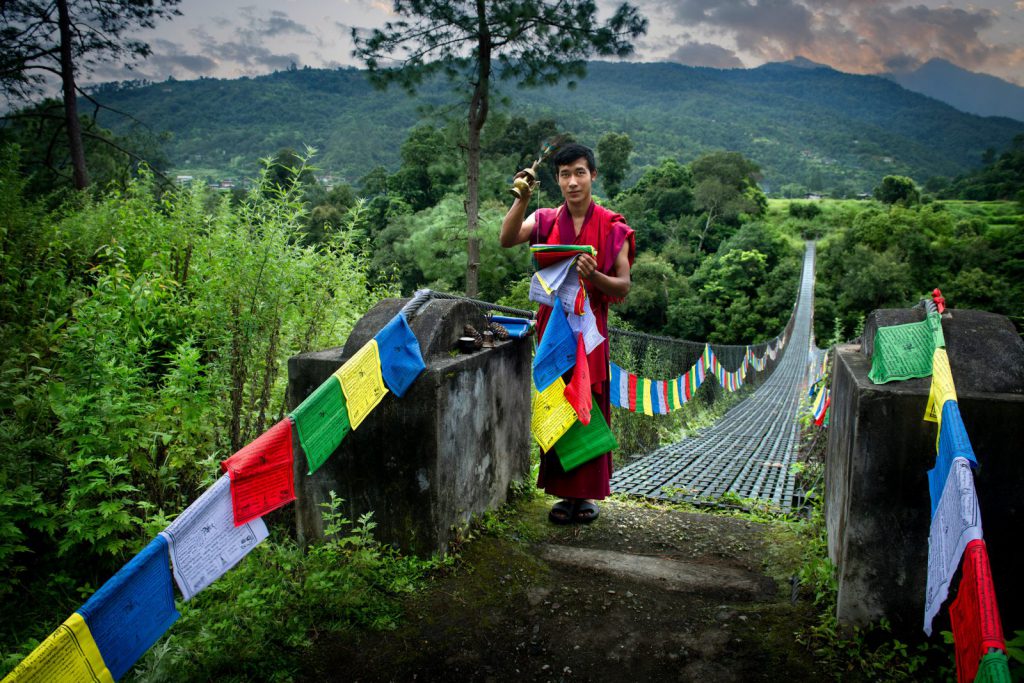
[668,41,745,68]
[650,0,1024,84]
[251,10,312,38]
[187,22,303,74]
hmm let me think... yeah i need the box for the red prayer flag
[563,334,592,425]
[627,373,637,412]
[660,380,669,413]
[951,539,1006,683]
[573,278,587,315]
[221,418,296,526]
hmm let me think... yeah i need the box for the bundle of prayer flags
[530,244,596,269]
[76,536,179,681]
[951,540,1006,683]
[553,400,618,472]
[530,264,603,347]
[221,418,295,526]
[532,255,578,297]
[159,474,269,601]
[869,314,939,384]
[290,374,350,475]
[374,313,426,398]
[335,340,388,430]
[2,613,113,683]
[532,298,577,392]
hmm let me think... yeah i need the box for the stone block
[826,308,1024,634]
[287,297,533,556]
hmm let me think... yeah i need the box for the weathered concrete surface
[826,308,1024,634]
[287,297,532,556]
[540,544,774,600]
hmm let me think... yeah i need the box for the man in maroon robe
[500,143,635,524]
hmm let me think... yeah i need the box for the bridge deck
[610,243,817,511]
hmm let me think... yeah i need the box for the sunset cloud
[648,0,1024,84]
[668,41,746,68]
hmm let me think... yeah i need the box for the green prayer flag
[554,396,618,472]
[290,375,350,474]
[868,318,935,384]
[975,651,1011,683]
[928,311,945,349]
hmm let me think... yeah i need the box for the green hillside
[88,61,1024,194]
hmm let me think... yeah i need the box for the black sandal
[548,499,576,525]
[573,500,600,524]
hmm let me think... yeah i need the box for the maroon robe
[531,201,636,500]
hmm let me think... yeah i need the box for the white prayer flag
[159,474,269,601]
[923,457,983,635]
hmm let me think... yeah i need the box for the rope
[400,289,794,378]
[401,289,536,321]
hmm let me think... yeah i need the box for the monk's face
[556,157,596,205]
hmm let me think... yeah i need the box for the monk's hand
[577,253,598,279]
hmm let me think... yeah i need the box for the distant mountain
[883,59,1024,122]
[88,61,1024,193]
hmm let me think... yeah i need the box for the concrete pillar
[287,297,533,556]
[825,308,1024,634]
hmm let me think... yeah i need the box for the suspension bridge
[610,243,818,511]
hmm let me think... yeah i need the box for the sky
[86,0,1024,87]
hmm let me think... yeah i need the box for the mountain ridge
[882,58,1024,123]
[88,60,1024,194]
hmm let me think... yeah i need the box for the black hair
[551,143,596,174]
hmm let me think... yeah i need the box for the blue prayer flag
[491,315,532,339]
[609,363,622,408]
[533,297,577,391]
[77,535,179,681]
[927,400,979,517]
[374,313,426,398]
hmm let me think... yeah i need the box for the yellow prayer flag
[531,378,578,451]
[641,378,653,416]
[3,613,114,683]
[923,348,958,424]
[334,340,388,430]
[671,377,682,411]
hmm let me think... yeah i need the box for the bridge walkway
[610,243,817,511]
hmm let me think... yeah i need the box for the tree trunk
[56,0,89,189]
[465,0,491,298]
[698,208,716,253]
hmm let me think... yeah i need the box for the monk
[500,142,635,525]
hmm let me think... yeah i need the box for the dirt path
[300,496,825,682]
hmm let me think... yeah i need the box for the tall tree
[352,1,646,297]
[691,151,765,253]
[1,0,181,189]
[873,175,919,205]
[596,131,632,198]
